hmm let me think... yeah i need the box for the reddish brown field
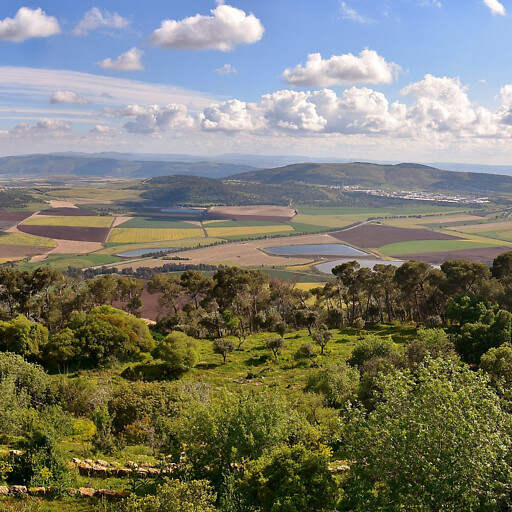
[394,246,511,264]
[38,207,98,216]
[0,210,32,230]
[17,225,110,243]
[205,205,296,223]
[331,223,459,248]
[0,244,50,258]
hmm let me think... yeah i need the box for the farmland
[20,215,113,227]
[107,227,205,244]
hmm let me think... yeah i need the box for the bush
[348,335,399,367]
[152,331,198,373]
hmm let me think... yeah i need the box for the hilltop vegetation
[231,161,512,194]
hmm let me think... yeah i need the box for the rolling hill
[229,162,512,194]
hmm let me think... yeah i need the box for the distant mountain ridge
[229,162,512,194]
[0,154,257,179]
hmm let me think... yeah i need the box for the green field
[118,216,199,229]
[20,253,123,270]
[206,225,294,238]
[379,239,502,256]
[20,216,113,227]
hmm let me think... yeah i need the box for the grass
[51,187,142,201]
[289,222,333,233]
[379,239,502,256]
[203,220,281,227]
[297,205,469,218]
[108,228,204,244]
[292,213,351,228]
[119,217,198,229]
[20,253,123,270]
[206,225,294,238]
[20,216,113,227]
[0,232,55,247]
[470,229,512,242]
[96,238,223,256]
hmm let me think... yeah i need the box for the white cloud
[339,2,373,23]
[418,1,442,8]
[215,64,237,74]
[147,4,264,51]
[90,125,116,136]
[199,99,263,131]
[483,0,506,15]
[124,104,195,134]
[0,7,60,42]
[9,119,71,138]
[0,67,217,112]
[97,47,144,71]
[283,49,401,87]
[50,90,89,105]
[74,7,130,35]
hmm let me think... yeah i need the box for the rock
[84,459,94,465]
[140,462,152,468]
[117,468,132,477]
[116,490,130,498]
[79,487,95,498]
[28,487,46,497]
[110,461,120,467]
[136,469,148,477]
[96,459,109,467]
[126,460,138,469]
[68,488,78,497]
[10,485,28,495]
[72,458,82,465]
[0,486,9,496]
[147,468,160,476]
[9,450,22,456]
[96,489,117,499]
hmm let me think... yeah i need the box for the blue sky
[1,0,512,163]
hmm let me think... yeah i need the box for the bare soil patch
[422,215,487,224]
[394,246,511,264]
[0,244,50,258]
[446,221,512,231]
[17,225,110,243]
[0,210,32,230]
[46,239,104,255]
[47,200,78,209]
[206,205,296,223]
[331,224,458,248]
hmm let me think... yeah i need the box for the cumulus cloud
[215,64,237,74]
[97,48,144,71]
[483,0,506,15]
[9,119,71,138]
[339,2,373,23]
[90,125,116,136]
[50,90,89,105]
[123,104,195,134]
[74,7,130,35]
[0,7,60,42]
[283,49,401,87]
[199,99,263,131]
[147,4,264,51]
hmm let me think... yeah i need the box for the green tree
[405,328,458,367]
[266,336,285,359]
[241,444,337,512]
[0,316,49,359]
[480,342,512,388]
[153,331,198,373]
[343,359,512,511]
[348,335,399,367]
[213,338,235,364]
[311,326,333,356]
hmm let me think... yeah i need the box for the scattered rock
[78,487,95,498]
[0,486,9,496]
[28,487,46,497]
[10,485,28,495]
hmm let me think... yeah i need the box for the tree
[213,338,235,364]
[266,336,285,359]
[343,359,512,511]
[241,444,337,512]
[348,335,399,367]
[153,331,198,373]
[405,328,458,367]
[312,326,333,356]
[0,315,49,359]
[480,342,512,388]
[116,277,143,315]
[306,361,360,408]
[296,343,315,360]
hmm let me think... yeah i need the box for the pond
[265,243,367,257]
[316,258,403,274]
[117,247,179,258]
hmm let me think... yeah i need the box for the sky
[1,0,512,163]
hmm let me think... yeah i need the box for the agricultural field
[108,227,204,244]
[20,215,113,227]
[379,239,504,257]
[205,224,294,238]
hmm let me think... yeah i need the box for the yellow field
[0,233,55,247]
[21,216,113,227]
[108,228,204,244]
[206,225,294,238]
[0,257,23,263]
